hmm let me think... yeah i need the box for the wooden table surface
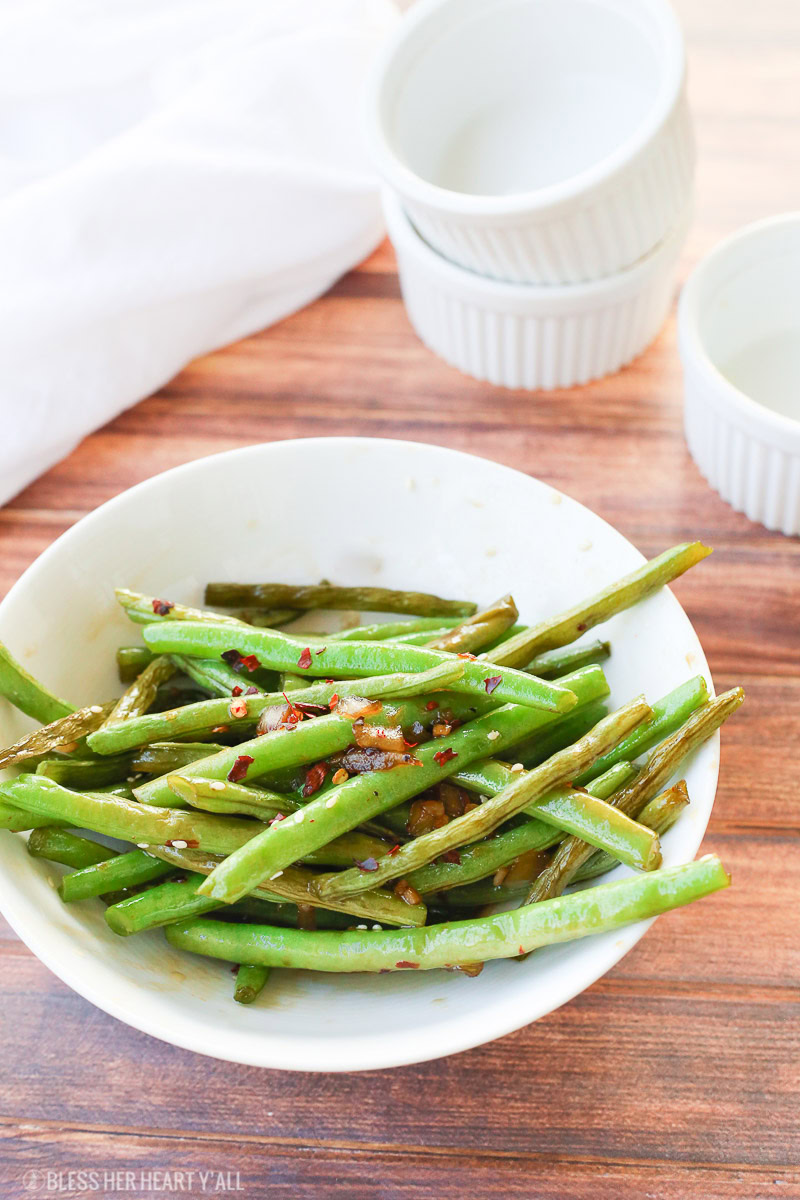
[2,1,798,1196]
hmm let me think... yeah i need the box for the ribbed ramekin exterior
[394,229,683,391]
[683,373,800,536]
[404,95,694,286]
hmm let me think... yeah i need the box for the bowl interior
[694,218,800,424]
[381,0,666,197]
[0,439,717,1071]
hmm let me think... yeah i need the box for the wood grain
[1,0,799,1196]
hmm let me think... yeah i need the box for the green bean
[88,661,465,756]
[573,676,709,785]
[117,646,156,683]
[0,701,115,769]
[36,755,133,789]
[193,666,611,905]
[166,775,297,821]
[132,687,482,808]
[384,627,463,646]
[525,688,744,903]
[60,850,172,901]
[575,780,690,883]
[105,656,176,724]
[0,802,67,832]
[408,762,636,894]
[0,640,73,724]
[237,609,300,628]
[525,640,611,679]
[141,621,578,714]
[116,588,245,627]
[280,673,308,692]
[166,855,730,972]
[498,700,610,771]
[332,618,461,641]
[425,595,519,654]
[487,543,712,667]
[204,581,476,618]
[129,742,225,774]
[0,775,391,870]
[234,963,270,1004]
[27,827,115,869]
[108,852,425,932]
[169,654,255,698]
[316,698,654,901]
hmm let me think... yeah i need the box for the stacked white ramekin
[367,0,695,389]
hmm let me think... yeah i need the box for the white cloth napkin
[0,0,397,506]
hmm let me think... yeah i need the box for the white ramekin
[386,191,690,390]
[366,0,694,285]
[679,214,800,537]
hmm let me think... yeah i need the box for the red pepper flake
[457,652,477,660]
[229,697,248,720]
[328,693,339,710]
[231,685,243,697]
[425,701,438,712]
[296,646,313,670]
[269,812,286,826]
[325,678,335,684]
[395,961,419,969]
[221,649,261,674]
[245,686,259,695]
[484,675,502,695]
[227,754,254,783]
[387,844,401,856]
[211,724,229,734]
[302,762,328,797]
[316,646,327,656]
[355,856,380,872]
[433,747,458,767]
[576,622,587,632]
[151,598,175,616]
[518,946,524,955]
[440,849,461,865]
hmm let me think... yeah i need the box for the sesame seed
[137,842,149,849]
[294,811,305,823]
[270,871,284,880]
[89,705,104,714]
[487,730,500,741]
[511,763,524,773]
[325,797,337,808]
[171,839,188,849]
[479,795,489,803]
[209,781,225,792]
[47,876,56,889]
[356,924,367,930]
[372,924,381,930]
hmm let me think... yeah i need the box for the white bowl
[386,191,690,390]
[366,0,694,284]
[0,438,718,1071]
[679,213,800,536]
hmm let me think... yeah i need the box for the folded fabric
[0,0,397,506]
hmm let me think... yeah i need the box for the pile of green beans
[0,546,739,1004]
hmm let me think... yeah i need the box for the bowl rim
[385,189,692,310]
[365,0,687,219]
[0,437,718,1071]
[678,211,800,446]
